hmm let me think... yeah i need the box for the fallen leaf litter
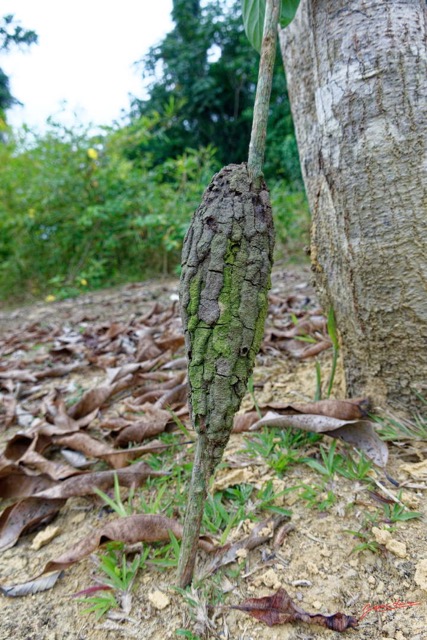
[0,270,425,638]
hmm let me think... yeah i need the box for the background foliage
[0,14,38,119]
[131,0,302,183]
[0,0,309,303]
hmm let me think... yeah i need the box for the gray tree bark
[280,0,427,414]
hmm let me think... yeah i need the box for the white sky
[1,0,173,131]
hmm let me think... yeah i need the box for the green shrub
[0,117,218,301]
[0,115,309,303]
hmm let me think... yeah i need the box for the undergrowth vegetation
[80,415,422,622]
[0,114,309,303]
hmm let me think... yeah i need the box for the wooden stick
[177,0,279,588]
[248,0,281,183]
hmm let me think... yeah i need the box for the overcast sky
[1,1,173,131]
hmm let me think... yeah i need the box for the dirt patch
[0,267,426,640]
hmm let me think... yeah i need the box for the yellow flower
[87,148,98,160]
[45,294,56,303]
[28,208,36,219]
[79,278,88,286]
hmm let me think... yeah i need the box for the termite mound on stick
[180,161,274,476]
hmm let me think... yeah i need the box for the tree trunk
[280,0,427,415]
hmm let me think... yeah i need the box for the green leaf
[242,1,300,52]
[281,0,300,27]
[242,0,266,53]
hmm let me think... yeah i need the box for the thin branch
[248,0,281,182]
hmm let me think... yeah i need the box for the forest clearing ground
[0,266,426,640]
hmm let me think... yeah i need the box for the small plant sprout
[77,542,147,619]
[168,409,194,440]
[93,472,135,517]
[303,440,345,478]
[252,480,291,517]
[243,426,321,475]
[346,531,380,555]
[338,451,373,481]
[382,495,422,523]
[312,307,339,401]
[247,375,262,418]
[326,307,339,398]
[149,531,182,569]
[372,403,427,441]
[297,483,336,512]
[314,360,322,402]
[175,631,202,640]
[95,543,143,592]
[78,589,118,620]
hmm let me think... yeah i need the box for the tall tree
[132,0,300,184]
[0,14,38,117]
[280,0,427,414]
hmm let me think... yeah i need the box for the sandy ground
[0,267,426,640]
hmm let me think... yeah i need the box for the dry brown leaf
[97,417,130,431]
[24,514,215,580]
[324,422,389,467]
[252,411,388,467]
[270,315,326,338]
[2,431,73,477]
[138,302,163,323]
[115,421,167,446]
[129,389,165,405]
[67,385,117,420]
[161,357,187,370]
[34,362,88,380]
[0,370,37,383]
[68,376,134,419]
[17,449,78,480]
[52,432,114,458]
[0,456,21,476]
[135,334,162,361]
[2,433,40,461]
[265,398,369,421]
[232,411,260,433]
[299,341,332,359]
[0,571,63,597]
[141,352,174,373]
[0,378,14,394]
[265,338,304,359]
[0,498,66,551]
[75,408,100,428]
[154,382,188,410]
[232,588,358,631]
[0,395,17,429]
[33,461,166,499]
[50,428,170,469]
[155,333,185,352]
[129,373,186,406]
[105,363,141,384]
[99,441,172,469]
[251,411,357,434]
[0,473,55,499]
[115,404,172,446]
[60,448,92,469]
[43,390,83,432]
[104,322,127,340]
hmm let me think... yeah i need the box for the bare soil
[0,267,426,640]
